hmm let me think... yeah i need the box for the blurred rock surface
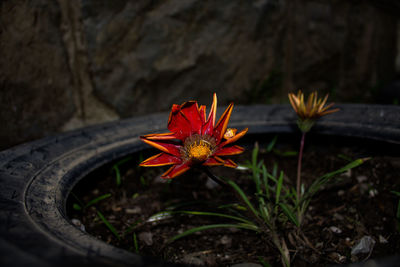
[0,0,398,149]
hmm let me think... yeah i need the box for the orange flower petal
[140,153,182,167]
[203,156,224,166]
[161,163,191,179]
[140,137,181,157]
[223,159,237,168]
[220,128,248,147]
[199,105,206,123]
[288,93,299,113]
[320,108,340,116]
[202,93,218,136]
[213,103,234,142]
[142,132,176,140]
[214,145,244,156]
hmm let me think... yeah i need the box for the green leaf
[391,191,400,198]
[218,203,247,211]
[258,257,272,267]
[73,203,82,211]
[123,220,142,236]
[140,176,147,186]
[176,210,255,225]
[337,154,353,162]
[272,163,278,178]
[307,158,366,199]
[279,203,299,227]
[275,171,284,205]
[113,165,121,186]
[84,193,112,209]
[262,165,270,199]
[111,156,132,186]
[168,223,258,243]
[227,180,260,218]
[133,232,139,253]
[70,192,85,207]
[252,144,259,169]
[97,211,120,240]
[114,156,132,167]
[266,135,278,152]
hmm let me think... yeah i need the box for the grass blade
[113,165,121,186]
[115,156,132,167]
[275,171,284,205]
[227,180,260,218]
[123,220,142,236]
[176,210,256,225]
[306,158,367,199]
[168,223,258,243]
[252,144,259,169]
[262,165,270,199]
[112,156,132,186]
[279,203,299,227]
[97,211,120,240]
[133,233,139,253]
[84,193,112,209]
[73,203,82,211]
[266,135,278,152]
[391,191,400,198]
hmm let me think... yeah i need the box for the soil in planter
[67,134,400,267]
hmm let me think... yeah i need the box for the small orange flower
[288,90,339,120]
[139,93,248,179]
[288,90,339,132]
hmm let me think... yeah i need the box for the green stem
[296,132,306,224]
[201,167,227,187]
[272,232,291,267]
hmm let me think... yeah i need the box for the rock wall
[0,0,398,149]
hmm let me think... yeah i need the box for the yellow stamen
[182,134,216,163]
[188,140,212,161]
[224,128,237,139]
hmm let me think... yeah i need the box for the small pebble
[205,178,220,189]
[181,255,204,266]
[71,218,85,232]
[351,236,376,255]
[333,213,344,221]
[369,188,378,197]
[138,232,153,246]
[356,175,367,183]
[343,169,352,178]
[125,207,142,214]
[329,226,342,234]
[220,235,232,246]
[379,235,388,244]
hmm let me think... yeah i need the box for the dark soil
[67,134,400,266]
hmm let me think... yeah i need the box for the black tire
[1,104,399,267]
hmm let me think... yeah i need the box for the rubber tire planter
[1,104,399,267]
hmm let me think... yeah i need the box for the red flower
[139,93,248,179]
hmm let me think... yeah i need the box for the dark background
[1,0,399,150]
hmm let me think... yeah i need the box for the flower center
[188,141,212,161]
[182,134,216,163]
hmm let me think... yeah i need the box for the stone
[0,0,76,149]
[138,231,153,246]
[0,0,398,149]
[81,0,398,116]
